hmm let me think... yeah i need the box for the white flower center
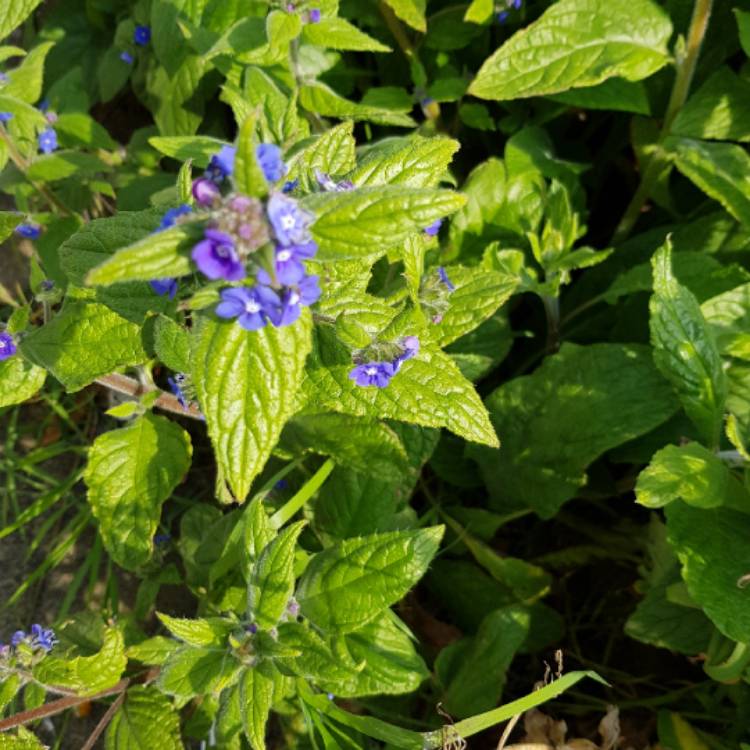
[288,292,300,305]
[277,250,291,262]
[245,300,261,314]
[281,214,296,230]
[365,366,378,376]
[216,245,231,258]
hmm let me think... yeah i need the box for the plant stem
[80,692,125,750]
[611,0,714,244]
[95,373,204,421]
[0,126,72,216]
[270,458,335,529]
[377,0,415,60]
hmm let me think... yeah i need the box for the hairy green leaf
[105,687,183,750]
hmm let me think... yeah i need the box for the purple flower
[309,8,321,22]
[425,219,443,236]
[510,0,522,9]
[349,360,396,388]
[10,631,25,647]
[15,223,41,239]
[267,193,314,246]
[192,228,245,281]
[247,623,258,634]
[38,128,57,154]
[298,274,321,306]
[0,332,16,360]
[315,170,354,192]
[159,204,192,230]
[273,241,317,285]
[45,111,58,124]
[0,73,7,84]
[0,112,12,123]
[256,143,287,183]
[287,598,300,616]
[150,278,178,299]
[215,285,281,331]
[192,177,220,206]
[37,98,49,112]
[120,51,134,64]
[282,179,299,193]
[394,336,419,370]
[497,10,509,22]
[438,266,455,292]
[30,624,55,652]
[206,145,236,182]
[167,375,188,408]
[134,25,151,45]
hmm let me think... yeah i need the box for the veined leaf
[702,282,750,360]
[105,687,183,750]
[191,312,312,503]
[85,414,192,570]
[469,0,672,101]
[0,355,46,408]
[296,526,444,632]
[302,18,391,52]
[157,614,233,648]
[149,135,228,167]
[381,0,426,31]
[286,122,356,191]
[650,241,727,447]
[157,645,241,699]
[0,0,42,40]
[239,663,278,750]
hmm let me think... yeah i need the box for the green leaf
[157,645,241,699]
[464,0,493,23]
[0,0,42,39]
[549,77,650,114]
[299,82,416,128]
[636,442,746,509]
[325,613,429,697]
[381,0,426,31]
[671,67,750,143]
[668,137,750,226]
[430,266,517,347]
[20,300,148,391]
[126,636,180,666]
[306,186,466,260]
[440,607,529,718]
[2,41,53,104]
[191,312,312,503]
[666,503,750,643]
[701,282,750,360]
[152,315,191,372]
[105,687,184,750]
[54,113,118,150]
[26,151,109,182]
[274,622,360,682]
[468,343,679,518]
[0,355,46,408]
[33,627,127,696]
[657,712,711,750]
[234,114,267,198]
[146,56,210,136]
[0,728,45,749]
[248,521,306,629]
[737,9,750,56]
[239,662,277,750]
[302,17,390,52]
[296,526,444,632]
[304,328,498,446]
[469,0,672,101]
[84,414,192,570]
[85,226,195,286]
[345,135,459,188]
[149,135,228,167]
[650,241,727,446]
[157,614,233,647]
[286,122,356,192]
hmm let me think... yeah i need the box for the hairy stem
[95,373,204,421]
[611,0,714,244]
[80,692,126,750]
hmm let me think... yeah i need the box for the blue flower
[150,279,177,299]
[10,631,25,647]
[256,143,287,183]
[134,25,151,45]
[273,241,317,285]
[154,533,171,545]
[315,169,354,192]
[159,204,192,230]
[510,0,522,9]
[192,228,245,281]
[167,375,188,408]
[15,223,41,239]
[267,193,314,246]
[215,285,281,331]
[0,72,7,84]
[424,218,442,236]
[0,112,12,123]
[349,361,396,388]
[497,10,509,22]
[30,624,55,652]
[282,179,299,193]
[38,128,57,154]
[438,266,456,292]
[0,332,16,360]
[309,8,321,22]
[394,336,419,370]
[120,51,134,64]
[206,145,236,182]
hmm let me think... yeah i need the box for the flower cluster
[0,624,56,660]
[150,142,321,332]
[349,336,420,389]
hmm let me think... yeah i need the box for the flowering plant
[2,0,749,747]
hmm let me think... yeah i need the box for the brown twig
[80,691,126,750]
[95,373,204,421]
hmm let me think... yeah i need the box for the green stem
[270,458,335,529]
[611,0,714,244]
